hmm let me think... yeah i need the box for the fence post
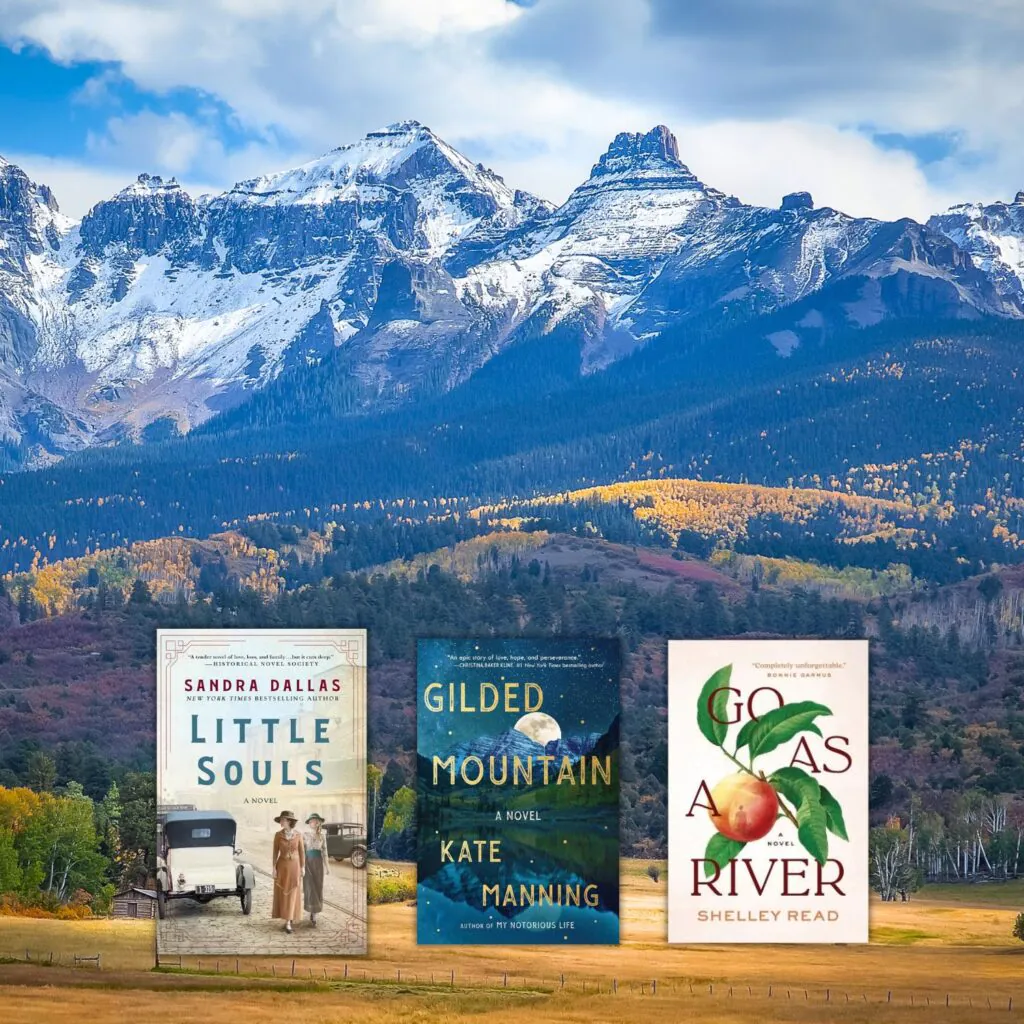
[291,960,296,977]
[613,979,617,995]
[652,979,657,996]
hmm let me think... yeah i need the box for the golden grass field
[1,862,1023,1023]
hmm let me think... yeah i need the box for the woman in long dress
[271,810,305,933]
[303,812,330,926]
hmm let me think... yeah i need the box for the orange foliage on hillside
[3,531,289,617]
[473,478,914,545]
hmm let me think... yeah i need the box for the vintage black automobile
[324,822,368,868]
[155,810,255,919]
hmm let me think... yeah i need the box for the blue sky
[1,0,1021,220]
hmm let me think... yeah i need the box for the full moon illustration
[514,712,562,746]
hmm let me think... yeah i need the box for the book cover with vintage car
[156,628,367,956]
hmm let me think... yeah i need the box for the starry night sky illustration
[417,638,620,752]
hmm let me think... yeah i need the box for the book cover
[667,639,869,944]
[416,638,621,945]
[156,629,367,956]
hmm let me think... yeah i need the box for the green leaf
[796,796,829,865]
[703,832,746,877]
[739,701,833,759]
[734,715,758,752]
[818,783,848,841]
[768,765,821,812]
[696,664,732,747]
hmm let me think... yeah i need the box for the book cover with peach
[668,639,869,944]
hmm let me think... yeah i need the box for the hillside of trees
[2,534,1024,904]
[2,316,1024,577]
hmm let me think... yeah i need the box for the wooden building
[111,886,158,919]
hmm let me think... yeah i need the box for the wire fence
[3,948,1019,1012]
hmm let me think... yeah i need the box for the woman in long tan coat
[271,810,305,932]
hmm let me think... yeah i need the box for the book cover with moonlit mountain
[416,638,621,945]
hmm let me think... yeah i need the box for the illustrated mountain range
[3,119,1024,466]
[445,726,607,770]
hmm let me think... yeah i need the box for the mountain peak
[781,191,814,212]
[118,173,184,197]
[590,125,687,179]
[1015,190,1024,205]
[378,119,428,135]
[231,120,467,202]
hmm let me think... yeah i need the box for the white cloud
[82,109,303,190]
[679,121,959,222]
[6,152,216,218]
[1,0,1019,218]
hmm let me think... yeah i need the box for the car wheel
[350,846,367,869]
[241,888,253,915]
[157,889,167,920]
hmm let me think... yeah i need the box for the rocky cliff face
[929,193,1024,303]
[0,123,1022,465]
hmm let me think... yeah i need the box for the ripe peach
[708,772,779,842]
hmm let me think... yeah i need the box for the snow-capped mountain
[447,727,603,772]
[455,127,1018,371]
[929,193,1024,302]
[1,121,1022,465]
[0,122,551,458]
